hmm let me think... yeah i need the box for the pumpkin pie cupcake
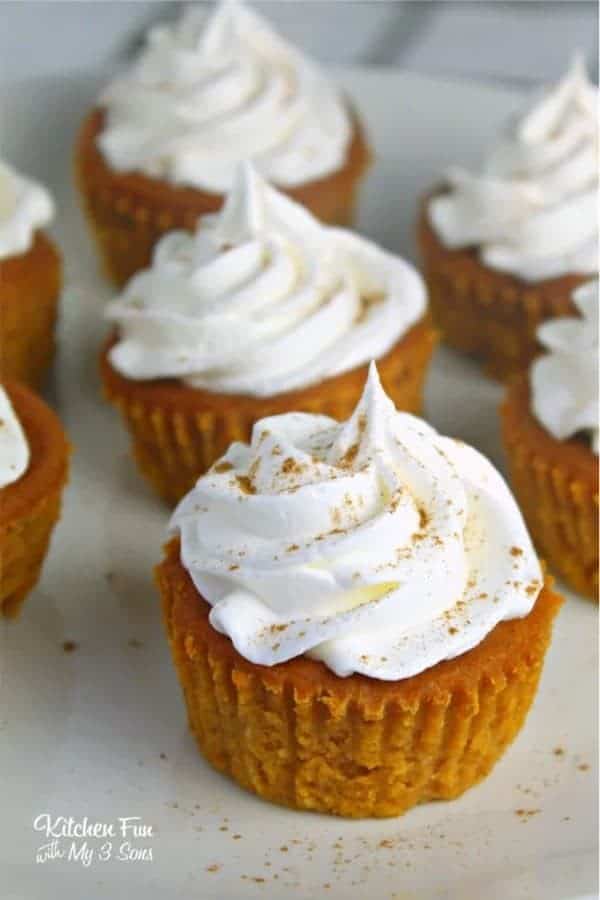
[0,381,70,617]
[418,56,597,381]
[156,363,562,818]
[76,0,371,287]
[0,160,61,387]
[100,163,436,505]
[502,280,598,600]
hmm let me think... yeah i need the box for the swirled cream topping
[429,56,598,282]
[106,163,425,397]
[531,280,599,453]
[97,0,352,192]
[0,160,54,261]
[170,363,542,680]
[0,387,30,488]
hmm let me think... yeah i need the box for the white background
[0,0,598,87]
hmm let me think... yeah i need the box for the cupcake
[0,160,61,387]
[0,381,70,617]
[156,363,562,818]
[76,0,371,287]
[100,163,436,505]
[502,280,598,600]
[418,56,597,381]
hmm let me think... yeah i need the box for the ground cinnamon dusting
[510,546,523,557]
[62,641,78,653]
[515,808,540,820]
[236,475,255,494]
[214,461,233,473]
[281,457,303,475]
[355,291,385,324]
[339,443,359,468]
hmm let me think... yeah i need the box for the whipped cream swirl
[0,160,54,261]
[106,163,425,397]
[429,56,598,281]
[531,280,599,453]
[97,0,352,192]
[171,364,542,680]
[0,387,30,488]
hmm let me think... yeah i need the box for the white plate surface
[0,68,597,900]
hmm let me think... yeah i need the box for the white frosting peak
[518,54,593,144]
[0,387,30,488]
[531,280,599,453]
[214,161,266,243]
[0,161,54,261]
[170,364,543,680]
[106,164,425,397]
[97,0,352,192]
[198,0,238,55]
[429,56,598,282]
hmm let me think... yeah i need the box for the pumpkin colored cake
[502,281,598,599]
[0,161,61,387]
[76,0,371,287]
[0,381,70,617]
[101,164,435,505]
[418,57,597,382]
[156,364,562,818]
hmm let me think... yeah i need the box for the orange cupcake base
[156,538,562,818]
[417,193,586,382]
[501,377,598,600]
[100,318,437,505]
[0,381,70,617]
[75,108,372,287]
[0,233,62,388]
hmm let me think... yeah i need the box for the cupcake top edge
[105,162,426,397]
[0,385,30,489]
[169,362,543,681]
[428,54,599,283]
[531,278,599,454]
[0,160,54,261]
[96,0,353,192]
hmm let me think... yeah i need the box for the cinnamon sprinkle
[339,443,359,468]
[281,457,303,475]
[236,475,255,494]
